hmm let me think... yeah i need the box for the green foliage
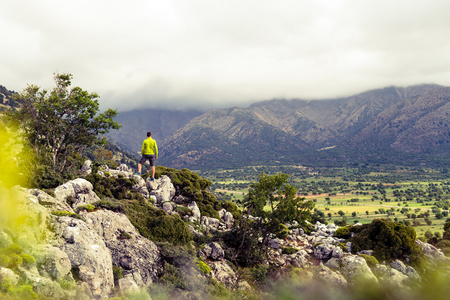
[335,226,352,239]
[196,260,211,275]
[91,198,125,213]
[231,173,314,266]
[85,173,142,201]
[8,73,121,188]
[282,247,299,255]
[75,203,96,212]
[51,210,83,220]
[155,166,221,218]
[123,200,193,245]
[358,254,379,267]
[0,244,36,270]
[350,219,423,264]
[113,265,124,280]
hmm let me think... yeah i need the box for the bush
[52,211,83,220]
[113,265,124,280]
[123,199,193,245]
[350,219,423,265]
[196,260,211,275]
[282,247,299,255]
[358,254,379,267]
[335,226,352,239]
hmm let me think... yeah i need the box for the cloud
[1,0,450,111]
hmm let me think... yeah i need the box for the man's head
[147,131,152,137]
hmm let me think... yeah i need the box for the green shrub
[275,223,289,239]
[92,198,125,213]
[358,254,379,267]
[123,199,193,245]
[52,211,83,220]
[113,265,124,280]
[196,260,211,275]
[282,247,299,255]
[176,205,193,217]
[19,253,36,267]
[84,174,141,201]
[335,226,352,239]
[0,254,11,267]
[76,204,96,212]
[350,219,423,264]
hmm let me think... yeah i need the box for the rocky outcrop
[54,178,100,209]
[199,242,225,261]
[53,216,114,298]
[82,209,163,285]
[147,175,175,204]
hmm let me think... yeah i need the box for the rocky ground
[1,162,449,299]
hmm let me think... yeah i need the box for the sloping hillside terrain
[158,84,450,169]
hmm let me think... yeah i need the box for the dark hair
[147,132,152,137]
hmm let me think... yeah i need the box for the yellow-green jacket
[141,137,158,156]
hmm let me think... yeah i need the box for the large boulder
[30,244,72,281]
[82,209,162,285]
[54,178,100,209]
[146,175,175,204]
[218,209,234,229]
[209,261,236,288]
[188,202,201,222]
[53,216,114,298]
[373,264,410,288]
[339,255,378,286]
[199,242,225,261]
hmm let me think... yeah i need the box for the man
[135,131,158,180]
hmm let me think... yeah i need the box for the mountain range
[4,83,450,170]
[154,84,450,169]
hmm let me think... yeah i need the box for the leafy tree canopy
[8,73,121,187]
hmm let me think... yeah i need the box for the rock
[82,209,162,285]
[217,209,234,228]
[314,243,336,260]
[268,238,283,250]
[373,264,409,288]
[390,259,421,282]
[0,231,13,247]
[288,250,311,269]
[81,160,92,175]
[209,261,236,288]
[339,255,378,286]
[54,178,100,209]
[9,187,54,246]
[199,242,225,261]
[30,244,72,280]
[162,201,176,215]
[146,175,175,204]
[132,176,149,199]
[117,274,140,294]
[0,267,20,285]
[188,202,201,222]
[316,263,348,288]
[357,250,374,256]
[416,240,448,264]
[201,216,220,229]
[29,188,74,212]
[54,216,114,298]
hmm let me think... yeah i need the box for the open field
[201,165,450,238]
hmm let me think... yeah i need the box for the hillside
[158,84,450,169]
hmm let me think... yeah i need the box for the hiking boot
[134,172,141,176]
[151,177,155,181]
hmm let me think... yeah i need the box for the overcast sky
[2,0,450,111]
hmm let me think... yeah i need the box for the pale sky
[2,0,450,111]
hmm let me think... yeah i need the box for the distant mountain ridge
[105,108,204,155]
[157,84,450,169]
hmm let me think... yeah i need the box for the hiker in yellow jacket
[135,131,158,180]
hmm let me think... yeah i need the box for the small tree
[230,172,314,266]
[9,73,121,187]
